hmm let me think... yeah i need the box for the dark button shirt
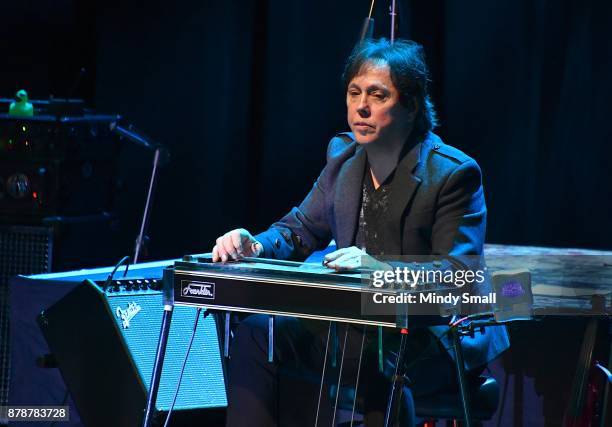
[354,136,422,256]
[354,164,394,256]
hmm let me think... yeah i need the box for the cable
[368,0,376,19]
[102,255,130,290]
[451,316,470,327]
[390,0,397,43]
[401,313,500,373]
[163,307,202,427]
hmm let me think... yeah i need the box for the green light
[8,139,13,145]
[22,125,27,132]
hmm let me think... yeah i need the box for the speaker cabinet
[0,225,52,422]
[38,280,227,427]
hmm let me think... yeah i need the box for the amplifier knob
[7,173,30,198]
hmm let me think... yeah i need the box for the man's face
[346,62,414,146]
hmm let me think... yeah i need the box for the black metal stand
[381,325,474,427]
[384,330,409,427]
[109,122,168,264]
[599,319,612,427]
[142,303,174,427]
[134,147,162,263]
[451,325,473,427]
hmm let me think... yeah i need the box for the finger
[333,257,362,272]
[230,230,245,256]
[216,237,229,262]
[221,233,239,260]
[323,247,352,263]
[328,252,360,267]
[212,245,219,262]
[327,254,361,271]
[251,241,263,257]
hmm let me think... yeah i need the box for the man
[212,39,509,426]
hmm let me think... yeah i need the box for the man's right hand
[212,228,264,262]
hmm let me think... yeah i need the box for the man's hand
[323,246,393,272]
[212,228,263,262]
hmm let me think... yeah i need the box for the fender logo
[116,302,142,329]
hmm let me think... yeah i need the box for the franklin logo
[116,302,142,329]
[182,281,215,299]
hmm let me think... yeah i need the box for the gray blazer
[256,131,510,370]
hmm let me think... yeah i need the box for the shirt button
[433,144,441,150]
[274,238,281,249]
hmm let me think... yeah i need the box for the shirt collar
[364,133,419,185]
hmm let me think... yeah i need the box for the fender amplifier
[38,279,227,427]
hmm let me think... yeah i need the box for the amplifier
[0,113,120,224]
[0,225,52,421]
[38,279,227,427]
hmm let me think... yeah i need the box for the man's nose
[356,95,370,117]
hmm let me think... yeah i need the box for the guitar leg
[599,319,612,427]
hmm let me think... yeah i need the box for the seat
[414,376,499,424]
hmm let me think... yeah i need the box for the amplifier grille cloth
[105,293,227,410]
[0,225,52,423]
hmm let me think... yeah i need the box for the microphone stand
[110,122,169,264]
[134,147,161,264]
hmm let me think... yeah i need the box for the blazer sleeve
[432,158,487,257]
[254,137,350,260]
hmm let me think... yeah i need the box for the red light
[32,192,38,199]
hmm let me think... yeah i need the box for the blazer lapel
[334,146,366,248]
[384,140,428,255]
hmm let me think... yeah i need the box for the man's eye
[373,92,386,100]
[348,91,360,97]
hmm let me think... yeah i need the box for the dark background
[1,0,610,268]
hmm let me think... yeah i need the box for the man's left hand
[323,246,393,272]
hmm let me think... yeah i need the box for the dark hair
[342,38,438,140]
